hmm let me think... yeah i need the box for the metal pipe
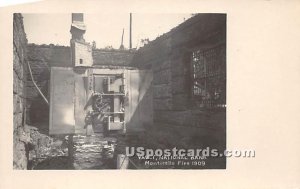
[27,60,49,105]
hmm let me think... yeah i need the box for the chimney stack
[70,13,86,42]
[72,13,83,22]
[70,13,93,67]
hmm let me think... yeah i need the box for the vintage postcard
[1,0,300,188]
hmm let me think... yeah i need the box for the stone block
[154,110,192,126]
[13,94,17,113]
[171,57,189,77]
[153,84,172,98]
[13,138,27,169]
[13,71,19,94]
[18,79,24,94]
[18,126,30,143]
[26,86,38,99]
[13,94,22,114]
[153,68,171,85]
[171,76,189,94]
[13,49,21,71]
[153,60,171,72]
[153,98,172,110]
[172,94,189,110]
[14,113,23,129]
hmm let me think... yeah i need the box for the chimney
[70,13,86,42]
[72,13,83,22]
[70,13,93,67]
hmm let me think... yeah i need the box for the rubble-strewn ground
[23,124,225,170]
[25,125,68,169]
[25,127,117,170]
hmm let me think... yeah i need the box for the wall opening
[191,43,226,108]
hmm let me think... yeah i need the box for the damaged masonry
[13,13,226,169]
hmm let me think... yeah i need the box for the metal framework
[192,44,226,108]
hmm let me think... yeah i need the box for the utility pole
[129,13,132,49]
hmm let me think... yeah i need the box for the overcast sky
[23,13,192,49]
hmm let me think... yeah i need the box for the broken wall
[26,44,136,132]
[131,14,226,152]
[13,13,29,169]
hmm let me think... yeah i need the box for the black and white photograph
[13,13,226,169]
[2,0,300,188]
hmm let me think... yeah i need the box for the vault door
[49,67,153,135]
[91,74,126,133]
[49,67,75,135]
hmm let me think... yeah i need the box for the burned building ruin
[13,13,226,169]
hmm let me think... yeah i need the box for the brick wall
[131,14,227,150]
[13,13,29,169]
[71,41,93,67]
